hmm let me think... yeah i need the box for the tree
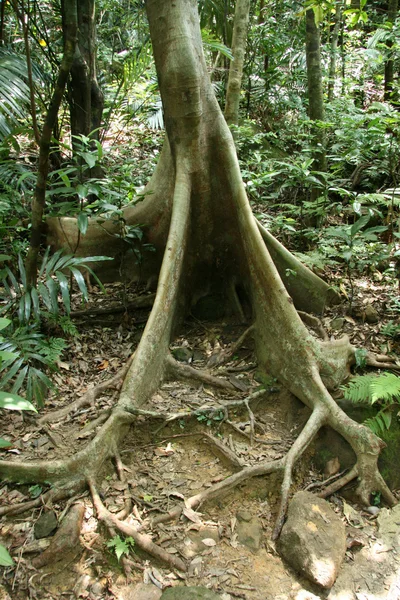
[1,0,396,563]
[224,0,250,125]
[25,0,78,286]
[328,0,343,102]
[62,0,104,150]
[305,7,326,175]
[384,0,399,103]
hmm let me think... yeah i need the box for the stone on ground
[277,491,346,589]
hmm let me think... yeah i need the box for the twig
[318,466,358,499]
[71,294,156,317]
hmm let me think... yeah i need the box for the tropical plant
[343,372,400,436]
[1,248,111,322]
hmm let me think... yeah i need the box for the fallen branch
[165,354,236,391]
[71,294,156,317]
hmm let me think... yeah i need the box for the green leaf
[0,437,12,448]
[0,544,14,567]
[77,212,89,236]
[69,267,88,301]
[0,351,18,362]
[45,277,59,314]
[350,215,370,237]
[0,391,37,412]
[55,271,71,314]
[80,152,97,169]
[0,318,11,331]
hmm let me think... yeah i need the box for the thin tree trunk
[327,1,342,102]
[305,8,326,176]
[225,0,251,126]
[25,1,78,286]
[0,0,6,45]
[64,0,103,153]
[384,0,398,103]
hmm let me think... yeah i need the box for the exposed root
[150,458,285,528]
[318,466,358,499]
[0,483,82,517]
[39,355,134,425]
[165,354,236,391]
[272,406,327,540]
[114,451,133,521]
[88,478,186,572]
[298,311,328,341]
[365,352,400,371]
[202,431,245,469]
[32,502,85,569]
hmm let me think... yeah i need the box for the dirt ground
[1,278,400,600]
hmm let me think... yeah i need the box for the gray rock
[236,513,262,552]
[128,584,162,600]
[330,317,344,331]
[278,491,346,589]
[364,304,379,323]
[172,347,193,362]
[161,587,220,600]
[34,511,58,539]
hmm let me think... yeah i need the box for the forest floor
[1,269,400,600]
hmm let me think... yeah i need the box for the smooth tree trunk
[25,1,78,286]
[3,0,396,550]
[305,7,326,203]
[384,0,399,103]
[327,1,342,102]
[225,0,251,126]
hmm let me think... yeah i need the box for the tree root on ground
[88,478,186,572]
[38,356,134,425]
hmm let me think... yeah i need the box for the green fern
[343,372,400,435]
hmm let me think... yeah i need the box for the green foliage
[0,544,14,567]
[343,373,400,436]
[1,248,111,321]
[106,535,135,562]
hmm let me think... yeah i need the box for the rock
[34,511,58,539]
[277,491,346,589]
[172,347,193,362]
[161,587,221,600]
[330,317,344,331]
[125,584,162,600]
[324,457,340,477]
[365,505,380,516]
[364,304,379,323]
[236,511,262,552]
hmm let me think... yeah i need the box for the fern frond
[364,410,392,436]
[370,373,400,404]
[343,374,376,403]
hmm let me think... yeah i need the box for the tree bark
[305,7,326,195]
[225,0,251,126]
[384,0,398,103]
[0,0,6,45]
[62,0,103,161]
[25,1,78,286]
[328,1,342,102]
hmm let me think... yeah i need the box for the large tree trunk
[2,0,396,556]
[224,0,251,125]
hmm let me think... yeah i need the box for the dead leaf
[201,538,217,547]
[183,507,202,524]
